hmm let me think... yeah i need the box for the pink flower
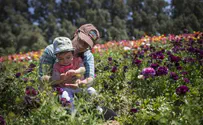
[25,90,31,95]
[111,66,117,73]
[141,67,156,78]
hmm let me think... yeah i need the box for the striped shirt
[39,44,94,80]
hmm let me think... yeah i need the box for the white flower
[138,75,144,79]
[146,43,150,46]
[123,46,131,50]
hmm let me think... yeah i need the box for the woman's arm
[39,44,56,81]
[83,50,95,79]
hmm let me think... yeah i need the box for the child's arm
[78,77,94,87]
[67,67,85,75]
[64,76,93,89]
[51,64,70,86]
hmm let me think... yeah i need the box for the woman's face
[74,39,90,53]
[56,52,73,66]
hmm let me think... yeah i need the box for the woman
[39,23,100,89]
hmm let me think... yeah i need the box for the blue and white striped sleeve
[83,50,95,79]
[38,44,56,79]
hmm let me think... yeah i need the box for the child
[51,37,94,112]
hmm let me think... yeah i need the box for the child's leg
[62,88,79,113]
[59,91,71,108]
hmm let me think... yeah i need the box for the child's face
[56,52,73,66]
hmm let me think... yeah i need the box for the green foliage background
[1,0,203,55]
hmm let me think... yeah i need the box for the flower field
[0,32,203,125]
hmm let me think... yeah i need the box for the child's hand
[41,75,50,82]
[66,70,76,75]
[60,73,66,80]
[64,79,80,89]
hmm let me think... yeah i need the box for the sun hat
[53,37,75,55]
[73,24,100,48]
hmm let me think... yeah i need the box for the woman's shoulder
[84,50,92,56]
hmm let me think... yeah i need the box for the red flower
[111,66,117,73]
[130,108,138,113]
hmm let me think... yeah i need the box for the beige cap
[74,24,100,48]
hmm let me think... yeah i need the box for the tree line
[0,0,203,56]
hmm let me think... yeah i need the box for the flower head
[60,98,71,107]
[111,66,117,73]
[176,85,189,95]
[15,72,21,78]
[123,66,128,72]
[25,86,38,96]
[150,63,159,69]
[132,59,142,66]
[183,78,190,83]
[138,75,144,79]
[55,87,64,95]
[0,115,6,125]
[130,108,138,113]
[170,72,179,80]
[108,57,112,61]
[156,66,168,76]
[29,63,36,68]
[169,55,181,63]
[141,67,156,78]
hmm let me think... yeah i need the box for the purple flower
[108,57,112,61]
[29,63,36,68]
[123,66,128,72]
[132,59,142,66]
[181,71,188,76]
[187,47,196,53]
[111,66,117,73]
[60,98,71,107]
[166,51,172,56]
[156,66,168,76]
[150,51,164,60]
[176,85,189,95]
[24,68,33,73]
[0,115,6,125]
[183,78,190,83]
[169,55,181,63]
[141,67,156,78]
[109,74,115,80]
[150,63,159,69]
[55,87,64,95]
[130,108,138,113]
[15,72,21,78]
[183,57,195,63]
[170,72,179,80]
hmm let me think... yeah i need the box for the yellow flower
[15,97,21,104]
[52,92,57,96]
[8,112,16,118]
[41,120,46,124]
